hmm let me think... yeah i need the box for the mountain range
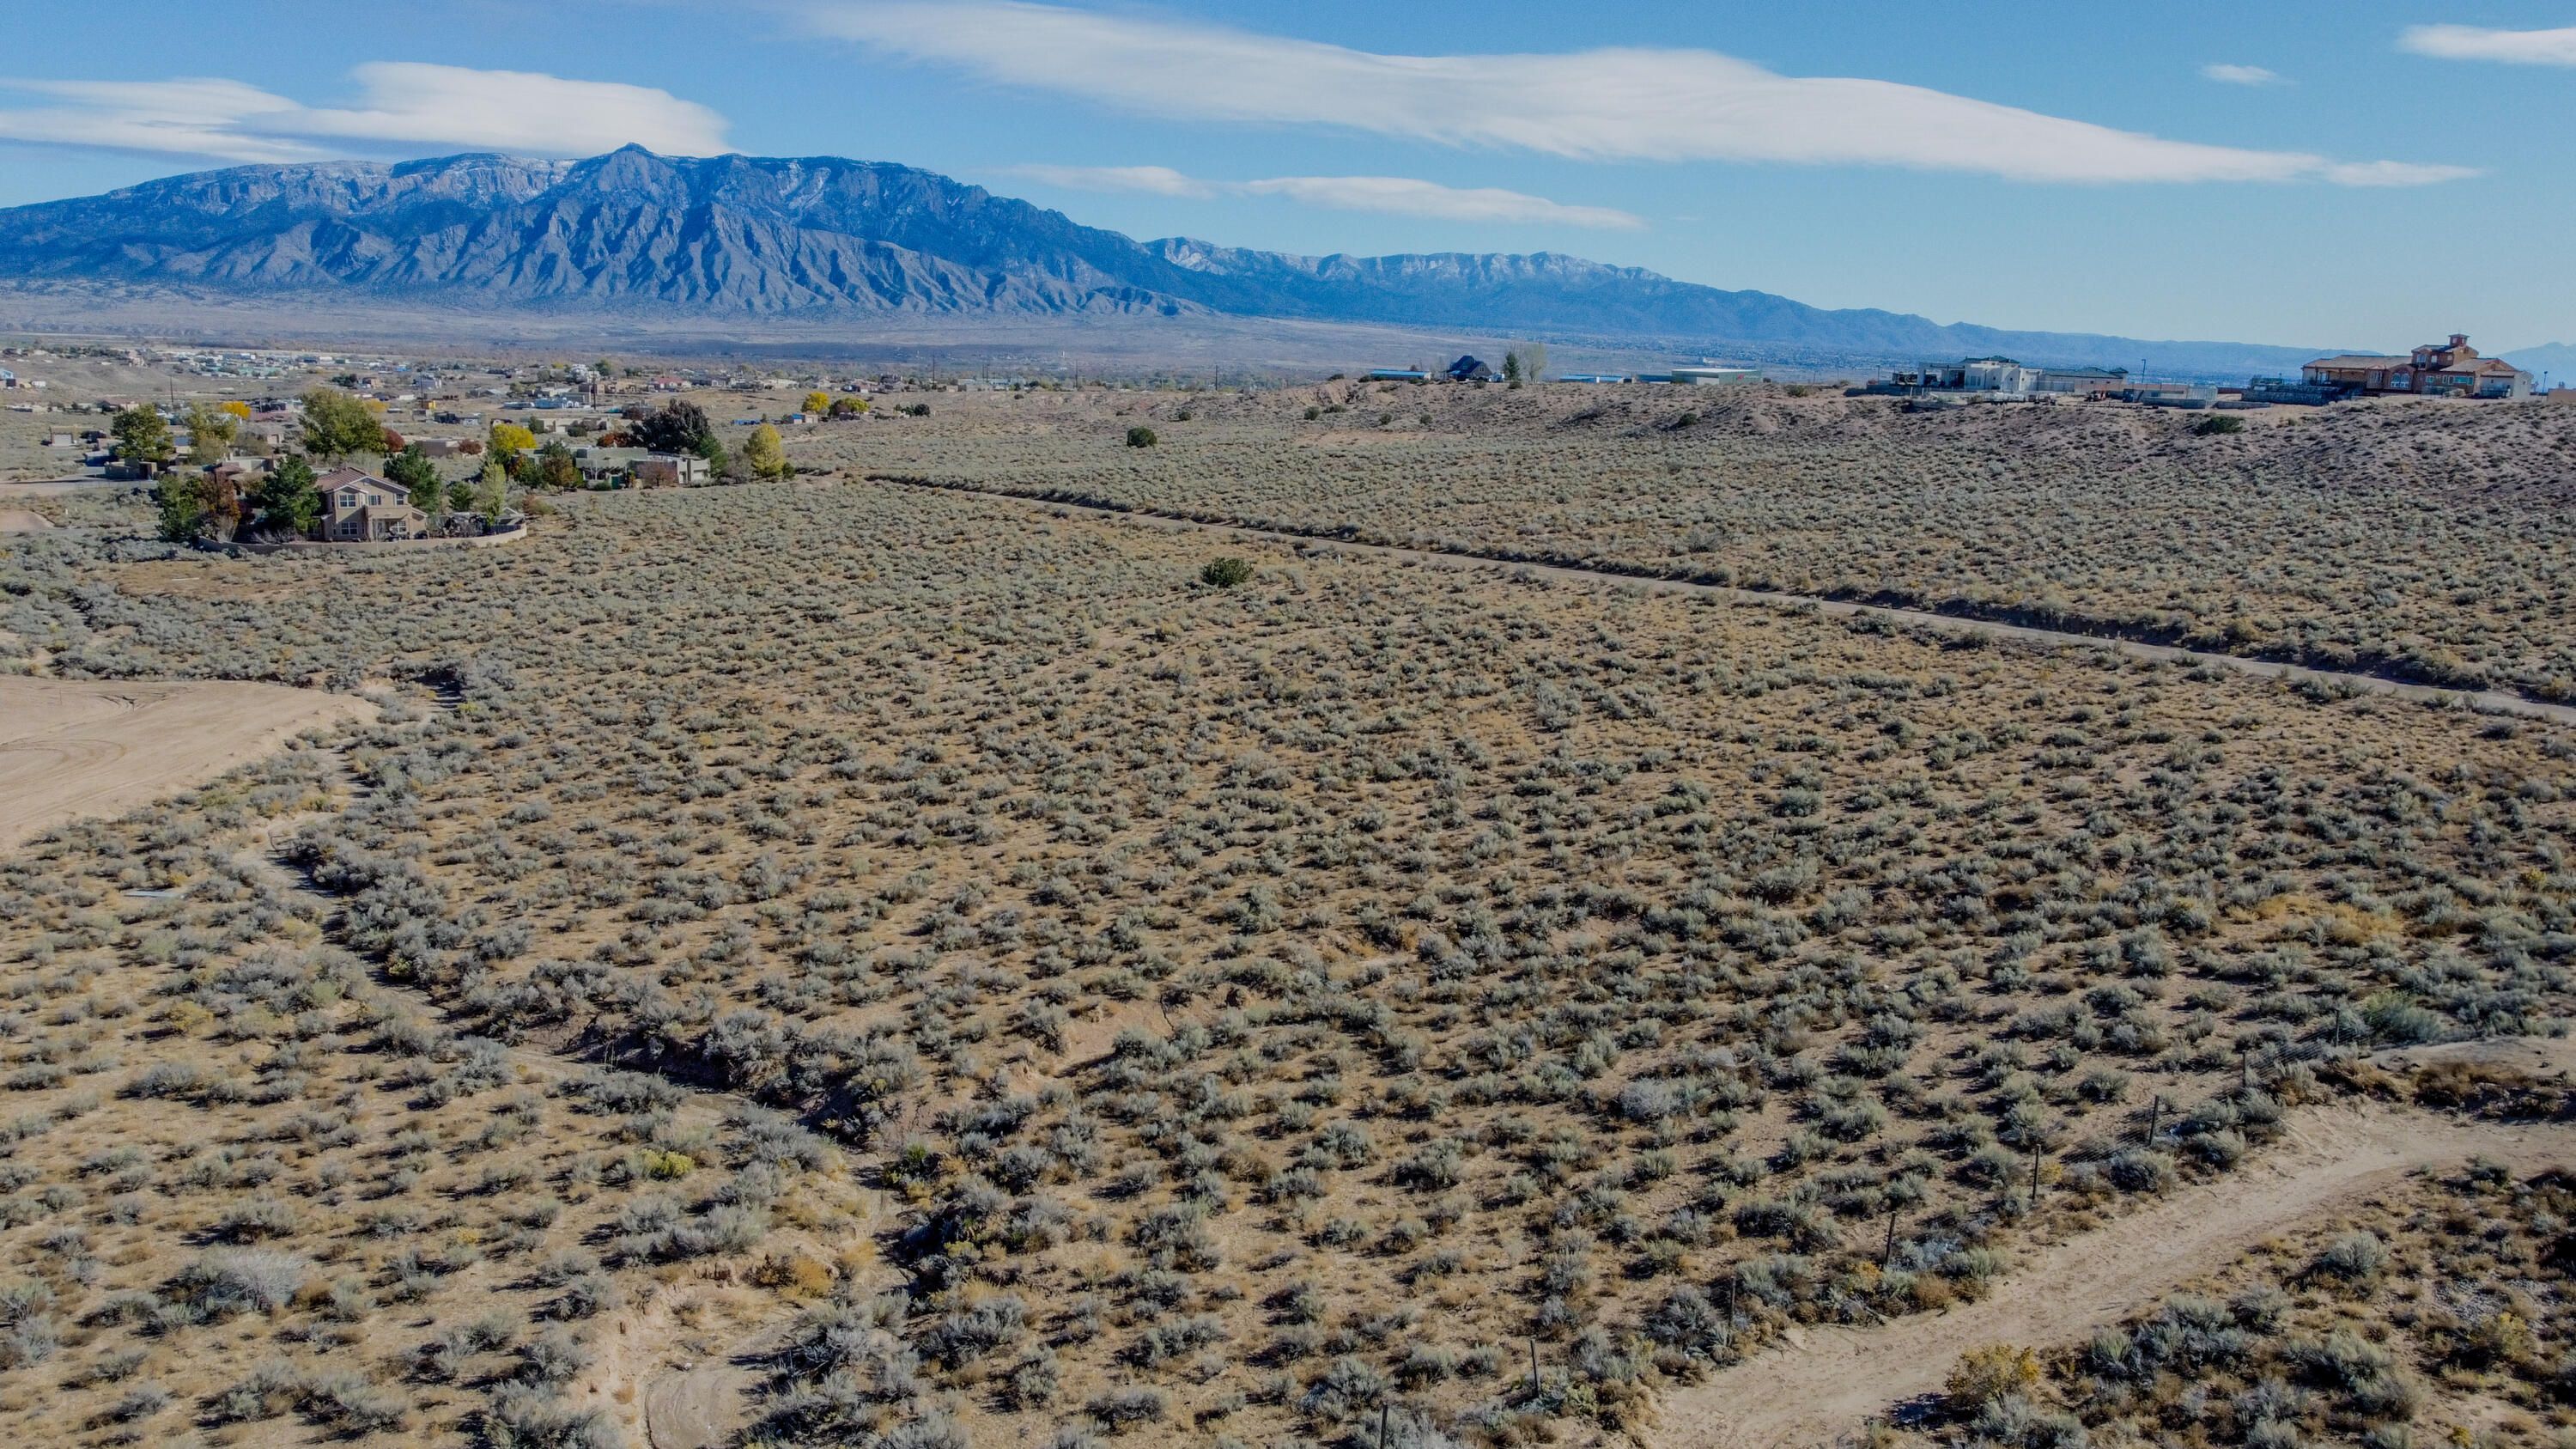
[0,146,2340,377]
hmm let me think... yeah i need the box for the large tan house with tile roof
[2302,334,2531,400]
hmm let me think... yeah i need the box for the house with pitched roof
[316,466,428,541]
[2301,335,2531,400]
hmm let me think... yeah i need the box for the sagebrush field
[811,382,2576,701]
[2,386,2574,1449]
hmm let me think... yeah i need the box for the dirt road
[897,481,2576,729]
[1650,1039,2576,1449]
[0,676,375,849]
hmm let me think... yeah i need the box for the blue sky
[3,1,2569,351]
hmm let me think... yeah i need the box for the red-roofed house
[2302,334,2531,399]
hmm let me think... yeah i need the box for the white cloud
[2323,160,2483,187]
[1236,176,1643,228]
[2401,24,2576,66]
[2200,64,2283,85]
[1000,163,1644,228]
[1004,163,1214,198]
[0,63,730,163]
[816,1,2466,186]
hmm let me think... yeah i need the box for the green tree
[182,402,238,466]
[301,387,382,460]
[1201,557,1254,588]
[384,444,441,527]
[1503,351,1523,387]
[1126,426,1158,448]
[111,405,174,466]
[152,470,204,542]
[534,439,582,490]
[473,460,508,520]
[635,400,714,456]
[250,454,321,538]
[744,423,789,480]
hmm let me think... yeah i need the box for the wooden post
[1380,1403,1390,1449]
[1882,1202,1899,1267]
[2143,1095,2161,1148]
[2029,1143,2042,1202]
[1529,1336,1540,1394]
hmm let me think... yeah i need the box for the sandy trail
[0,676,375,849]
[1652,1038,2576,1449]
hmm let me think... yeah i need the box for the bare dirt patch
[0,675,376,847]
[114,554,323,603]
[0,509,50,533]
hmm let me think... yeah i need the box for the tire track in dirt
[1650,1039,2576,1449]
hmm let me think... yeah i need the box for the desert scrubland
[810,382,2576,702]
[0,383,2573,1449]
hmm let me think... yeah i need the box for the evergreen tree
[250,454,321,538]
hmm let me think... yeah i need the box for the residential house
[2032,367,2129,396]
[2300,334,2532,399]
[316,466,428,541]
[630,452,710,488]
[573,446,652,485]
[1669,365,1763,386]
[1447,356,1495,382]
[1885,357,2037,395]
[206,458,269,494]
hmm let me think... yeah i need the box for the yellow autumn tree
[489,422,537,456]
[802,391,830,415]
[744,423,789,481]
